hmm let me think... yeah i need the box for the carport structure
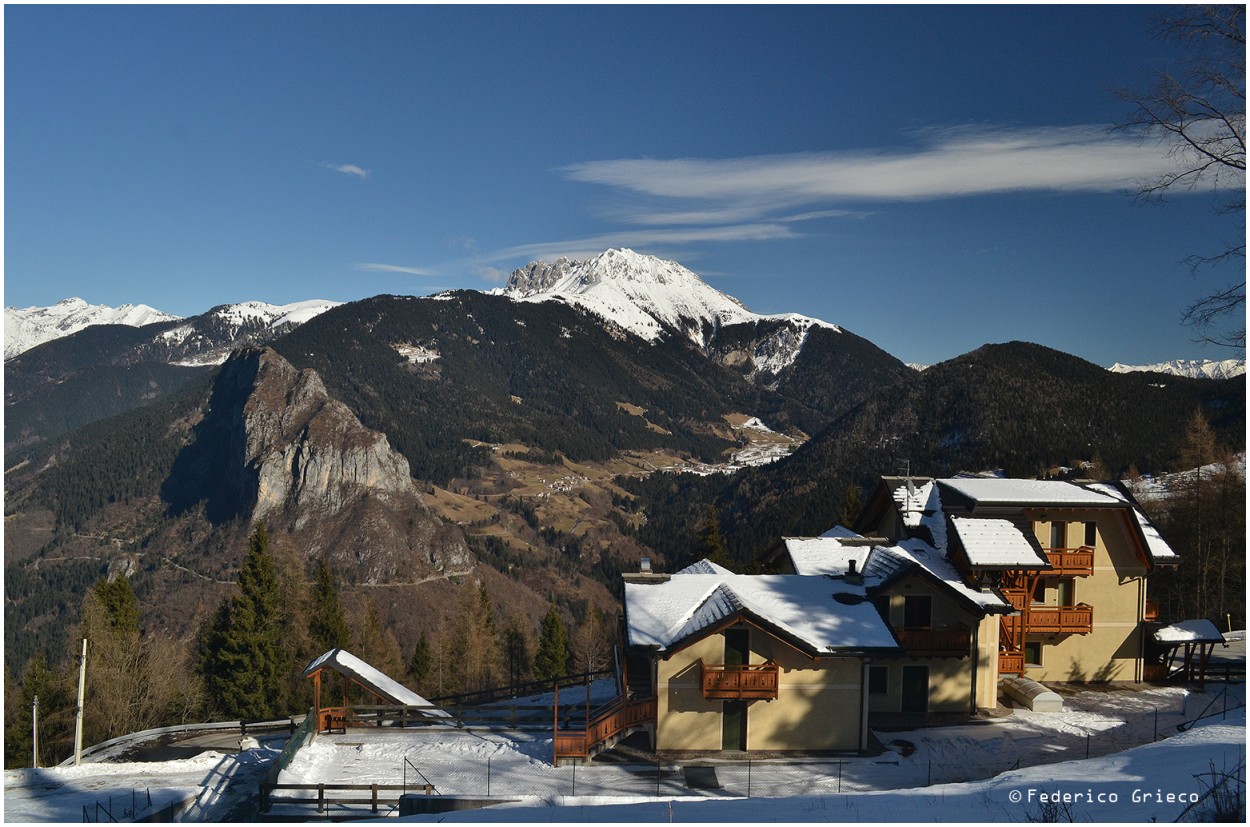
[1153,620,1226,690]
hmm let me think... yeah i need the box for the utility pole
[32,695,39,769]
[74,638,87,766]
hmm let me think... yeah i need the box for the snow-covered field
[6,681,1243,822]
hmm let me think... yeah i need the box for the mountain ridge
[4,297,180,360]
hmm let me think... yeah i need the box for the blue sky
[4,5,1244,367]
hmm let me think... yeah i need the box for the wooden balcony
[1144,597,1160,622]
[895,627,971,657]
[999,651,1026,675]
[1045,547,1094,576]
[1003,603,1094,636]
[699,660,779,700]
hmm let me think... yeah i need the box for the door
[901,665,929,712]
[722,700,748,750]
[724,629,749,665]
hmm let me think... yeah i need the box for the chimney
[623,556,670,584]
[846,558,863,585]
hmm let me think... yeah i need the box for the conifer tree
[408,631,432,691]
[455,583,501,692]
[308,559,351,653]
[4,653,72,768]
[199,523,288,720]
[500,615,532,687]
[533,604,570,684]
[695,504,730,567]
[838,484,862,528]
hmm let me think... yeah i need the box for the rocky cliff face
[231,347,474,583]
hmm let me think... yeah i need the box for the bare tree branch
[1115,6,1246,349]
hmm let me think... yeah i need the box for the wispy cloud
[324,162,369,179]
[563,125,1184,222]
[354,262,437,276]
[486,224,798,265]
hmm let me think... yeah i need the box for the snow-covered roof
[782,531,1009,613]
[892,479,937,529]
[1085,482,1179,562]
[676,559,736,575]
[948,515,1049,568]
[892,539,1011,611]
[782,536,871,578]
[303,648,449,717]
[624,568,900,655]
[1154,620,1225,644]
[939,478,1121,507]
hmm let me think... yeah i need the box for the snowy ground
[267,681,1245,822]
[5,681,1243,822]
[2,744,278,822]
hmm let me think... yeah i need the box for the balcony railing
[1003,603,1094,636]
[555,695,656,762]
[699,660,779,700]
[895,627,972,657]
[999,651,1026,675]
[1045,547,1094,576]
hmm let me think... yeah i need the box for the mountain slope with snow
[497,249,840,359]
[4,298,180,360]
[157,300,343,366]
[1109,358,1246,380]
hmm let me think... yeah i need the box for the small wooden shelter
[302,648,447,732]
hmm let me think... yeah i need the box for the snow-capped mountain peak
[497,248,838,351]
[4,297,181,360]
[1108,358,1246,380]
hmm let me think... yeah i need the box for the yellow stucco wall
[870,573,990,712]
[654,625,864,752]
[976,613,1001,708]
[1023,510,1147,682]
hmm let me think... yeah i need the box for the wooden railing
[1045,547,1094,576]
[1002,588,1028,611]
[1002,603,1094,636]
[999,651,1026,675]
[895,628,971,657]
[699,661,780,700]
[554,695,656,763]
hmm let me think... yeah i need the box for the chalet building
[622,559,903,753]
[615,475,1179,758]
[852,476,1178,687]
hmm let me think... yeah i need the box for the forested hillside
[638,342,1247,568]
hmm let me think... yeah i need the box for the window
[1057,579,1074,607]
[1025,641,1043,666]
[1084,521,1097,547]
[903,595,932,629]
[869,666,889,695]
[1049,521,1066,550]
[1032,579,1047,605]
